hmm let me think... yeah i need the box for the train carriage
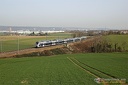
[36,36,87,48]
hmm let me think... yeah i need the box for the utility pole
[0,38,2,53]
[45,33,47,40]
[18,36,19,54]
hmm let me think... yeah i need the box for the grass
[0,53,127,85]
[103,35,128,50]
[73,53,128,80]
[49,32,72,38]
[0,32,72,52]
[0,54,96,85]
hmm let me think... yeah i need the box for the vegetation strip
[72,57,116,78]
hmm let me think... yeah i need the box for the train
[35,36,86,48]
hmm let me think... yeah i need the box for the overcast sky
[0,0,128,29]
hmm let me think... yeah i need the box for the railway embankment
[0,45,65,58]
[0,37,95,58]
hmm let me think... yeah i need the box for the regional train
[35,36,86,48]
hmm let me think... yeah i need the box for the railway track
[0,37,93,58]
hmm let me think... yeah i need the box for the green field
[103,35,128,50]
[0,33,72,52]
[0,53,127,85]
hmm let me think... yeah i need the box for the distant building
[120,30,128,34]
[0,29,65,36]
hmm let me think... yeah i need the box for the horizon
[0,0,128,29]
[0,26,128,31]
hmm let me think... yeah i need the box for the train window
[36,42,39,44]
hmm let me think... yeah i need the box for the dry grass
[0,36,45,41]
